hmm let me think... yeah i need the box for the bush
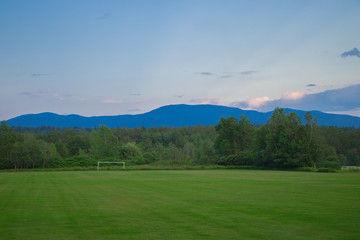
[321,160,341,170]
[132,155,146,165]
[142,152,158,164]
[119,142,142,160]
[296,167,316,172]
[216,151,253,166]
[54,155,97,167]
[317,168,338,173]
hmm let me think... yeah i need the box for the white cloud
[282,91,304,100]
[190,97,223,105]
[246,96,270,108]
[230,84,360,116]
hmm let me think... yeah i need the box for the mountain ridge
[6,104,360,128]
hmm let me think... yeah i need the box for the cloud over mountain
[246,96,270,108]
[190,97,222,105]
[282,91,304,100]
[231,84,360,114]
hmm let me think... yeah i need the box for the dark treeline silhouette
[1,108,359,170]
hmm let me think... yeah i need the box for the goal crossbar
[97,161,125,170]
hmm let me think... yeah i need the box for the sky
[1,0,360,120]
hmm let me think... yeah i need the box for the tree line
[1,108,359,170]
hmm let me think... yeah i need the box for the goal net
[97,161,125,170]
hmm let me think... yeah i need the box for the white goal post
[97,161,125,170]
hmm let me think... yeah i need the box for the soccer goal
[97,161,125,170]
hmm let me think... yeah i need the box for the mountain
[6,104,360,128]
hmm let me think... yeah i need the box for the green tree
[25,133,41,168]
[39,141,59,168]
[90,125,119,159]
[303,112,321,168]
[319,145,341,169]
[215,115,254,155]
[10,141,28,169]
[0,121,16,169]
[66,135,90,156]
[55,140,68,158]
[252,125,268,166]
[119,142,142,160]
[9,133,41,169]
[193,138,215,165]
[346,148,360,166]
[215,116,238,155]
[263,108,305,168]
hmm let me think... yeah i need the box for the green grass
[0,170,359,240]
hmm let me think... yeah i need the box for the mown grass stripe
[0,170,359,240]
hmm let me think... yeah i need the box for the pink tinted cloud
[190,97,223,105]
[282,91,304,100]
[246,96,270,108]
[53,93,64,101]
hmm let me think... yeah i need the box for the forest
[1,108,359,170]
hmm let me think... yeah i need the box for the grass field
[0,170,359,240]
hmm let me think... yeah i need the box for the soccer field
[0,170,359,240]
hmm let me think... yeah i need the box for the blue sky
[1,0,360,120]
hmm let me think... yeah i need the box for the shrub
[216,151,253,166]
[132,155,146,165]
[321,160,341,170]
[317,168,337,173]
[142,152,158,164]
[296,167,316,172]
[55,155,97,167]
[119,142,142,160]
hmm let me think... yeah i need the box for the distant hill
[6,104,360,128]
